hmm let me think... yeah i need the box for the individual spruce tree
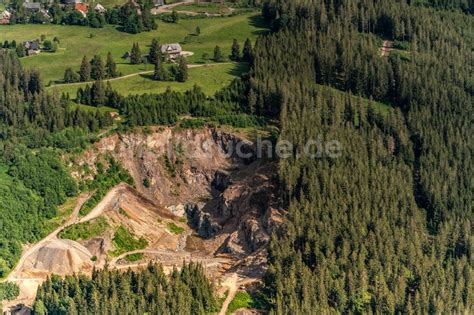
[63,67,79,83]
[79,55,91,82]
[242,38,253,62]
[153,59,169,81]
[176,56,188,82]
[91,80,106,106]
[130,43,142,64]
[231,39,241,60]
[148,38,161,65]
[195,26,201,36]
[171,10,179,23]
[105,52,118,78]
[15,44,25,57]
[213,45,223,62]
[90,55,105,80]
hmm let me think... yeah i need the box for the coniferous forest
[0,50,113,277]
[33,263,218,315]
[250,0,472,313]
[0,0,471,314]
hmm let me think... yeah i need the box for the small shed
[95,4,107,14]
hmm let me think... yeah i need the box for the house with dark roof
[24,40,41,56]
[0,10,11,24]
[161,43,182,60]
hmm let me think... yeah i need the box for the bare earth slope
[3,127,282,313]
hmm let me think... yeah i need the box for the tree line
[33,263,218,314]
[64,53,119,83]
[6,0,157,34]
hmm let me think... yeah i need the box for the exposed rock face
[212,170,232,192]
[73,127,283,259]
[186,203,222,239]
[22,239,93,275]
[83,238,108,261]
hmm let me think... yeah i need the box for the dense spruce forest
[249,0,472,313]
[33,263,218,315]
[1,0,471,313]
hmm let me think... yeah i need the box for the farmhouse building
[0,10,11,24]
[161,43,182,60]
[24,40,41,56]
[95,4,107,14]
[75,3,88,17]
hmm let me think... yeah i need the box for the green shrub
[125,253,144,262]
[59,217,109,241]
[110,225,148,256]
[167,222,185,234]
[0,282,20,301]
[80,158,134,216]
[227,291,255,314]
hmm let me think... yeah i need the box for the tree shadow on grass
[227,62,250,77]
[248,14,270,36]
[139,73,155,80]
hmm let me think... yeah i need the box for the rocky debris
[83,237,108,262]
[234,309,260,315]
[166,204,186,217]
[186,204,222,239]
[241,219,270,252]
[212,170,232,192]
[218,234,246,256]
[22,239,93,275]
[211,130,256,164]
[72,127,283,271]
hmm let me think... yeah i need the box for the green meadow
[49,62,248,96]
[1,12,266,84]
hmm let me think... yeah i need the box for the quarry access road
[6,193,91,282]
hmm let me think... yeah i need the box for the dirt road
[110,249,232,271]
[152,0,194,15]
[1,193,91,311]
[218,273,259,315]
[49,62,233,89]
[78,184,124,223]
[6,193,91,282]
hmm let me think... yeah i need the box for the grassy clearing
[227,291,255,314]
[167,222,185,234]
[43,196,77,232]
[59,217,109,241]
[69,103,118,114]
[124,253,144,262]
[110,225,148,256]
[50,62,247,96]
[88,0,127,8]
[1,12,265,83]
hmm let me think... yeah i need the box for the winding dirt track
[6,192,91,282]
[48,63,233,89]
[218,273,259,315]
